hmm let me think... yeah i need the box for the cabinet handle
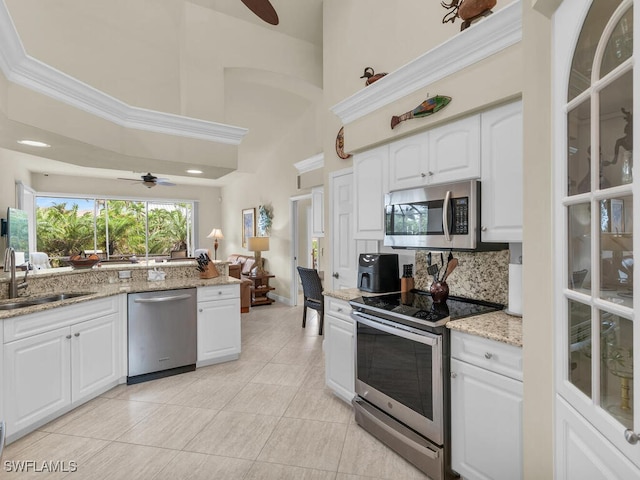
[481,226,487,232]
[451,372,457,378]
[218,291,223,295]
[484,352,493,359]
[428,171,434,176]
[199,308,203,313]
[66,334,72,339]
[625,429,639,444]
[337,307,343,312]
[420,172,426,178]
[74,332,80,337]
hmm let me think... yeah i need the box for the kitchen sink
[0,292,95,310]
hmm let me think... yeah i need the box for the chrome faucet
[3,247,28,298]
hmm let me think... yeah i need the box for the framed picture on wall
[242,208,255,248]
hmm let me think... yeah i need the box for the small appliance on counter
[357,253,400,293]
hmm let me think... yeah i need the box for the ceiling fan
[117,173,176,188]
[240,0,279,25]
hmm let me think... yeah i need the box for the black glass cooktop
[349,289,503,326]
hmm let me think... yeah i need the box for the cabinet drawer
[4,296,120,343]
[451,330,522,381]
[324,297,353,323]
[197,284,239,302]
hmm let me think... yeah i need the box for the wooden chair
[297,266,324,335]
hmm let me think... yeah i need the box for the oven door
[354,312,444,445]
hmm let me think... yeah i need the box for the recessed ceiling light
[18,140,50,148]
[186,169,203,174]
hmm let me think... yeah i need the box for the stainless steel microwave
[384,180,504,251]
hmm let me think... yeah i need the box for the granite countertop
[446,310,523,347]
[0,276,241,320]
[324,288,523,347]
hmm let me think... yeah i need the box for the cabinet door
[481,100,523,242]
[353,145,388,240]
[197,298,241,365]
[388,131,429,191]
[71,312,121,402]
[325,314,355,404]
[3,327,71,435]
[451,357,523,480]
[311,186,324,237]
[428,115,481,184]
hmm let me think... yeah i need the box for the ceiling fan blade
[117,177,143,182]
[156,180,176,187]
[240,0,279,25]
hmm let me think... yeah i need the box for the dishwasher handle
[133,293,193,304]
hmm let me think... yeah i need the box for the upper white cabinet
[388,116,481,192]
[428,114,481,184]
[481,100,523,242]
[353,144,388,240]
[388,131,430,191]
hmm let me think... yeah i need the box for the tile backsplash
[414,249,509,305]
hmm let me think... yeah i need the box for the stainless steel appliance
[0,420,5,459]
[128,288,197,384]
[384,180,506,251]
[357,253,400,293]
[350,290,503,480]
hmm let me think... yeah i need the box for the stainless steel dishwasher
[127,288,197,384]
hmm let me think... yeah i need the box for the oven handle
[353,312,440,346]
[442,189,452,243]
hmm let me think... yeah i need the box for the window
[36,196,194,264]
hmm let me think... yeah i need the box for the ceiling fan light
[143,181,156,188]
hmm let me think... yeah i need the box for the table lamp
[207,228,224,260]
[247,236,269,275]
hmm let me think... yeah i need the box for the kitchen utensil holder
[199,261,219,279]
[430,281,449,303]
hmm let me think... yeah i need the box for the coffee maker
[357,253,400,293]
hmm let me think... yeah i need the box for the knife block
[199,261,219,279]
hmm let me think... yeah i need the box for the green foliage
[36,199,192,259]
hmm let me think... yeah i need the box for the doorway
[289,194,314,306]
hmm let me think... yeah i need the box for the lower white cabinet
[450,331,523,480]
[324,297,355,403]
[197,285,241,367]
[3,295,124,441]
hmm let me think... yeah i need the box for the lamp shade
[247,236,269,252]
[207,228,224,239]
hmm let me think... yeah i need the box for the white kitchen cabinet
[388,130,430,191]
[197,285,241,367]
[428,115,481,185]
[3,295,123,440]
[353,144,388,240]
[480,100,523,242]
[324,297,355,403]
[311,186,324,237]
[450,331,523,480]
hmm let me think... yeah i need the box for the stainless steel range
[349,290,502,480]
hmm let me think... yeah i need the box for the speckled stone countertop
[323,288,523,347]
[0,274,240,320]
[447,311,523,347]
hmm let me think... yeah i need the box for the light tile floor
[0,303,430,480]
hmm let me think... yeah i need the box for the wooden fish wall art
[391,95,452,129]
[442,0,497,31]
[360,67,387,86]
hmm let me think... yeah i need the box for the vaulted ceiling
[0,0,323,186]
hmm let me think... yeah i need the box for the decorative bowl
[67,258,101,269]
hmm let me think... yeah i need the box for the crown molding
[330,0,522,125]
[294,153,324,173]
[0,1,248,145]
